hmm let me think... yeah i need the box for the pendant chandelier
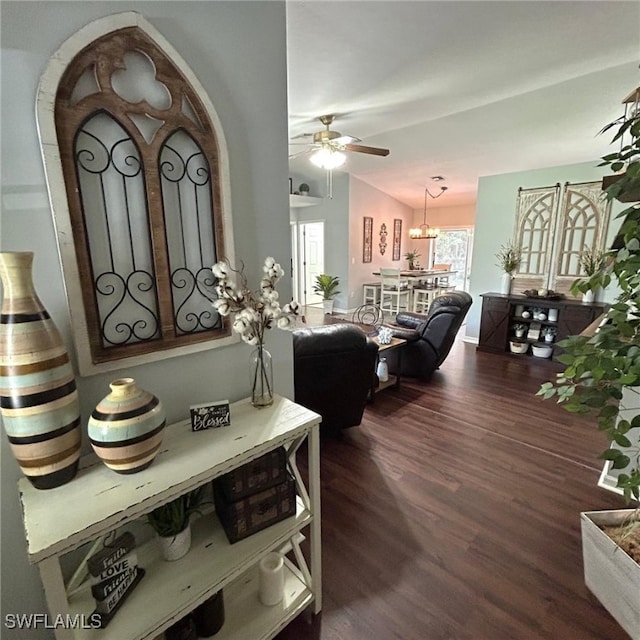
[409,186,448,240]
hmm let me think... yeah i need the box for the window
[37,13,236,375]
[432,228,474,292]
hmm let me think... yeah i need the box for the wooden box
[214,447,287,501]
[581,510,640,640]
[214,475,296,544]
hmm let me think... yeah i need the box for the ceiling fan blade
[345,143,390,157]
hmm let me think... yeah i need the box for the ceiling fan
[290,114,390,169]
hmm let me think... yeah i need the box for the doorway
[432,228,474,291]
[292,221,325,306]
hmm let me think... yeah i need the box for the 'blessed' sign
[190,400,231,431]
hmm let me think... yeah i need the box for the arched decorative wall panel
[512,182,610,295]
[37,12,236,375]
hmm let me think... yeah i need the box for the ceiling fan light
[310,148,346,170]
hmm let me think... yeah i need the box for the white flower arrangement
[211,257,302,345]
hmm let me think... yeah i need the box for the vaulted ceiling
[286,1,640,209]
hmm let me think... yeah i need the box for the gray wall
[1,3,289,637]
[466,160,625,340]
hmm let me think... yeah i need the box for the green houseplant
[495,242,522,295]
[537,109,640,503]
[404,250,421,270]
[147,487,204,561]
[573,246,608,301]
[313,274,340,314]
[599,86,640,203]
[536,87,640,637]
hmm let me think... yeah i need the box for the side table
[370,336,406,399]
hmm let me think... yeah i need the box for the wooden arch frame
[37,12,237,376]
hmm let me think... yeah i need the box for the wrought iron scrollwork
[160,130,218,335]
[76,113,161,348]
[172,267,222,334]
[96,270,160,345]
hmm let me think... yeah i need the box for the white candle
[258,552,284,606]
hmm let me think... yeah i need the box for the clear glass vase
[250,344,274,407]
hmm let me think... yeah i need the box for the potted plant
[404,250,421,270]
[298,182,310,196]
[512,322,526,339]
[541,326,557,343]
[495,242,522,295]
[537,88,640,638]
[574,246,607,302]
[147,487,204,561]
[313,274,340,315]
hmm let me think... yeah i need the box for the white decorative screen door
[551,182,611,295]
[513,184,560,293]
[513,182,610,295]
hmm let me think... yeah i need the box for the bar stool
[380,268,411,315]
[412,288,436,314]
[362,282,381,305]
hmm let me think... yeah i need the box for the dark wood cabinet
[477,292,607,360]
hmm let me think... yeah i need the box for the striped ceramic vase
[88,377,165,474]
[0,251,81,489]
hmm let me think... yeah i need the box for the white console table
[19,395,322,640]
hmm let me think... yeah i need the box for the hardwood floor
[277,333,629,640]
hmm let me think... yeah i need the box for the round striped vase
[0,251,81,489]
[88,378,165,474]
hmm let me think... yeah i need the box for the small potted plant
[512,322,526,338]
[574,246,607,302]
[541,326,557,343]
[298,183,310,196]
[313,274,340,315]
[495,242,522,295]
[404,250,421,270]
[147,487,204,561]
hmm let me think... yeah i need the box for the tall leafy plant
[313,274,340,300]
[537,89,640,502]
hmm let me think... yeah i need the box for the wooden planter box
[581,510,640,639]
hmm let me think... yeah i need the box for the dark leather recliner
[293,324,379,433]
[384,291,472,379]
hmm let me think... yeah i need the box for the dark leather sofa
[293,323,379,434]
[385,291,472,379]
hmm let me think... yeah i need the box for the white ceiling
[286,0,640,209]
